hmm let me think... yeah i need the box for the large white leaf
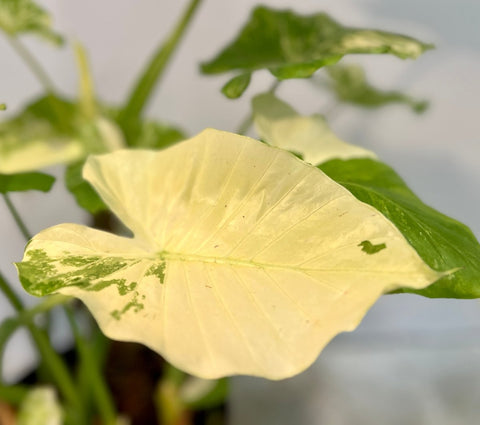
[17,129,440,379]
[253,93,376,165]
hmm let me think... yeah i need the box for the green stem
[29,327,81,411]
[3,193,31,241]
[7,36,68,132]
[0,272,79,412]
[1,197,81,417]
[7,37,57,94]
[120,0,203,139]
[0,270,24,312]
[65,307,116,425]
[19,295,70,325]
[235,80,281,135]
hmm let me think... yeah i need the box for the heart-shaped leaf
[253,93,376,165]
[17,129,440,379]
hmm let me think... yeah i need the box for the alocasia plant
[1,1,479,424]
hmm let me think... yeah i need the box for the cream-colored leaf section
[17,386,63,425]
[0,138,84,174]
[253,93,376,165]
[19,129,440,380]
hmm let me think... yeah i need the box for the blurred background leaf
[201,6,433,98]
[323,64,428,113]
[0,0,63,45]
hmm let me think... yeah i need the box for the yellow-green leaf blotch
[253,93,376,165]
[17,129,440,379]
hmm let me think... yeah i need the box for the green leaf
[17,129,440,379]
[65,161,107,214]
[0,95,85,173]
[221,73,251,99]
[320,158,480,298]
[325,64,429,113]
[0,0,63,45]
[201,6,433,96]
[0,171,54,193]
[0,103,6,111]
[252,93,376,165]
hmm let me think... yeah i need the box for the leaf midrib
[160,250,425,275]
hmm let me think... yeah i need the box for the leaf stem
[65,306,117,425]
[0,197,82,418]
[0,270,24,312]
[3,193,32,241]
[120,0,203,139]
[0,272,80,414]
[7,37,57,94]
[235,80,281,135]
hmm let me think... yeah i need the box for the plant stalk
[0,270,24,312]
[7,37,57,94]
[3,194,31,241]
[120,0,203,139]
[65,307,117,425]
[1,198,82,418]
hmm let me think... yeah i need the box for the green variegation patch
[201,6,433,97]
[17,129,441,379]
[252,93,376,165]
[0,0,63,45]
[359,240,387,255]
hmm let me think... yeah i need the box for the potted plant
[1,1,479,424]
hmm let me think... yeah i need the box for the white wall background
[1,0,480,424]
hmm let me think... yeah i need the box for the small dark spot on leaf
[358,240,387,255]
